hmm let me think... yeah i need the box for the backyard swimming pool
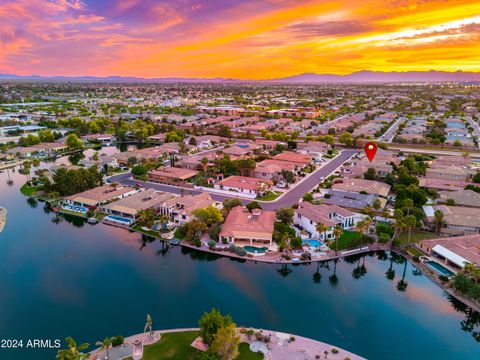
[63,204,88,214]
[302,239,324,247]
[243,246,268,254]
[104,215,134,225]
[426,261,455,277]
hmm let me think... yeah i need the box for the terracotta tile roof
[219,206,275,240]
[420,234,480,265]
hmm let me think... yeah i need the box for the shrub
[111,335,124,347]
[439,275,449,282]
[228,244,236,253]
[412,255,420,262]
[378,232,391,244]
[207,240,216,249]
[235,247,247,256]
[194,239,202,247]
[209,224,221,241]
[331,348,338,354]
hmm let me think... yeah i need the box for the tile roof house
[219,206,276,248]
[160,192,219,224]
[294,202,363,241]
[437,189,480,208]
[272,152,313,166]
[423,205,480,234]
[64,185,138,207]
[100,189,175,219]
[148,166,198,185]
[215,176,272,197]
[252,159,297,180]
[331,178,391,198]
[418,233,480,268]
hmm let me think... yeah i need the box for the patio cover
[432,245,471,268]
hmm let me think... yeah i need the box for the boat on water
[0,207,7,233]
[87,217,98,224]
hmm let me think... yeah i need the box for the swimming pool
[426,261,455,277]
[63,204,88,214]
[302,239,324,247]
[243,246,268,254]
[104,215,134,225]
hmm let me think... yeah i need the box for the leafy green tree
[192,206,224,226]
[246,201,262,212]
[56,337,89,360]
[199,308,233,345]
[434,210,445,235]
[222,198,243,215]
[209,323,240,360]
[181,219,208,244]
[276,208,294,224]
[66,134,83,149]
[302,192,313,202]
[363,168,377,180]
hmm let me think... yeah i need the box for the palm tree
[392,209,405,240]
[56,337,89,360]
[403,198,414,217]
[405,215,417,247]
[315,222,327,242]
[95,337,112,359]
[332,225,344,255]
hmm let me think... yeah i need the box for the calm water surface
[0,162,479,360]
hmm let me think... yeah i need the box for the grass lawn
[395,231,438,247]
[132,223,160,237]
[407,246,425,257]
[57,208,88,218]
[331,230,363,251]
[129,332,263,360]
[256,191,282,201]
[20,183,41,197]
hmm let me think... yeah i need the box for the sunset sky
[0,0,479,79]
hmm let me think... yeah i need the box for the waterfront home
[294,202,362,241]
[252,159,296,181]
[423,205,480,235]
[331,178,391,198]
[147,166,198,186]
[418,233,480,270]
[64,185,138,209]
[437,190,480,208]
[324,189,382,211]
[100,189,175,223]
[219,206,275,248]
[159,192,220,225]
[215,176,272,197]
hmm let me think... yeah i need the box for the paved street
[108,149,358,211]
[377,117,404,143]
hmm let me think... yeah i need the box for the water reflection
[26,197,38,208]
[449,295,480,342]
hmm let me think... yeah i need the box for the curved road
[108,149,358,211]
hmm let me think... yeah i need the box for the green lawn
[407,246,424,257]
[256,191,282,201]
[331,230,363,251]
[132,223,159,237]
[20,183,41,197]
[395,231,438,247]
[130,332,263,360]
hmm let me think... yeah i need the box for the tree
[332,225,344,254]
[209,323,240,360]
[199,308,233,345]
[139,208,156,228]
[192,206,224,226]
[372,198,381,211]
[95,337,111,359]
[363,168,377,180]
[281,169,295,186]
[182,219,208,244]
[393,209,406,240]
[315,222,328,241]
[217,125,232,138]
[405,215,417,246]
[434,210,445,235]
[56,337,89,360]
[473,171,480,184]
[276,208,294,224]
[302,192,313,202]
[66,134,83,149]
[246,201,262,212]
[222,198,242,215]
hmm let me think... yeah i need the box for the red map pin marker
[364,142,377,162]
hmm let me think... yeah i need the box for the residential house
[215,176,272,197]
[160,192,220,224]
[64,185,138,208]
[148,166,198,186]
[219,207,276,248]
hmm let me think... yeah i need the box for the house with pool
[294,202,363,241]
[63,185,139,214]
[99,189,176,228]
[159,192,220,225]
[219,207,276,251]
[417,234,480,274]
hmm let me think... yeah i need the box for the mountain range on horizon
[0,70,479,83]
